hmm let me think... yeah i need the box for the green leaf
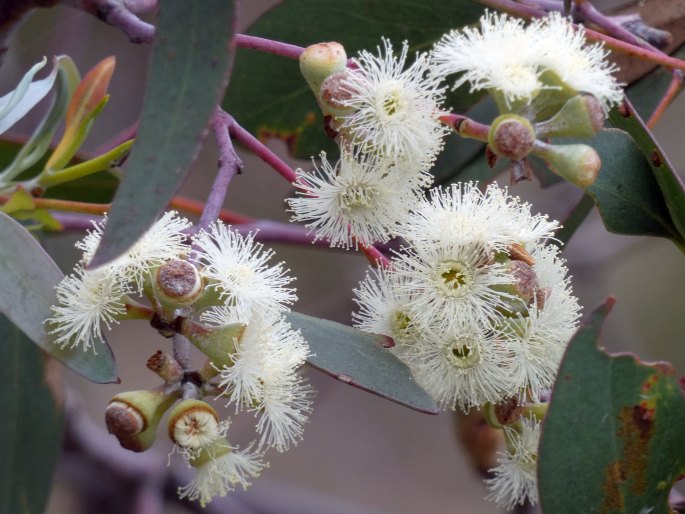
[585,129,683,245]
[0,56,80,183]
[608,100,685,242]
[0,212,117,383]
[89,0,236,267]
[224,0,484,160]
[286,311,439,414]
[538,298,685,513]
[0,57,56,135]
[0,314,64,514]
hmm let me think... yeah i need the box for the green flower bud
[493,259,539,316]
[535,95,606,139]
[319,70,356,117]
[488,114,536,161]
[181,319,246,368]
[299,42,347,98]
[532,141,601,189]
[105,389,177,452]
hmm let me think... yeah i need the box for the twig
[234,34,304,60]
[173,333,192,370]
[647,70,685,128]
[52,212,103,231]
[228,119,298,183]
[168,196,252,224]
[195,109,243,232]
[357,240,392,268]
[476,0,685,73]
[61,0,155,43]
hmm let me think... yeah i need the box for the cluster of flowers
[48,213,312,506]
[286,11,618,511]
[353,182,580,508]
[289,11,623,250]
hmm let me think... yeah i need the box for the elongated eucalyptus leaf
[0,57,56,135]
[0,314,64,514]
[90,1,235,268]
[608,100,685,242]
[286,311,438,414]
[0,212,117,383]
[224,0,483,160]
[585,129,683,245]
[539,299,685,513]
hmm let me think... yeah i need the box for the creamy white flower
[399,182,558,253]
[178,443,266,507]
[352,266,420,355]
[47,266,128,352]
[408,325,513,411]
[533,13,623,110]
[192,222,297,320]
[431,12,544,105]
[505,245,581,399]
[431,12,622,110]
[392,242,516,333]
[485,416,541,510]
[215,317,312,452]
[337,38,447,163]
[77,210,191,290]
[288,151,424,248]
[256,367,313,452]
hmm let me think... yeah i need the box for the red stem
[234,34,305,60]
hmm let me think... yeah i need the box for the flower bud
[147,350,184,382]
[535,94,606,139]
[488,115,536,161]
[152,259,203,309]
[532,141,601,189]
[181,319,246,368]
[493,259,539,315]
[319,71,356,117]
[484,397,523,428]
[167,399,223,451]
[106,389,177,452]
[299,42,347,98]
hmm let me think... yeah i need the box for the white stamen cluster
[485,415,542,510]
[48,215,312,506]
[289,38,447,248]
[48,211,191,351]
[353,183,580,411]
[430,12,623,110]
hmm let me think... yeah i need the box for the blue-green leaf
[0,314,64,514]
[90,0,236,267]
[286,311,439,414]
[0,212,117,383]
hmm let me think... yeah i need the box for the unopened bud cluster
[48,213,311,506]
[433,12,623,189]
[290,12,622,255]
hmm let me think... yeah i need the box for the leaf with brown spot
[539,298,685,513]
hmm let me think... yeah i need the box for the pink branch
[234,34,304,60]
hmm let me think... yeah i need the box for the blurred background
[2,0,684,512]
